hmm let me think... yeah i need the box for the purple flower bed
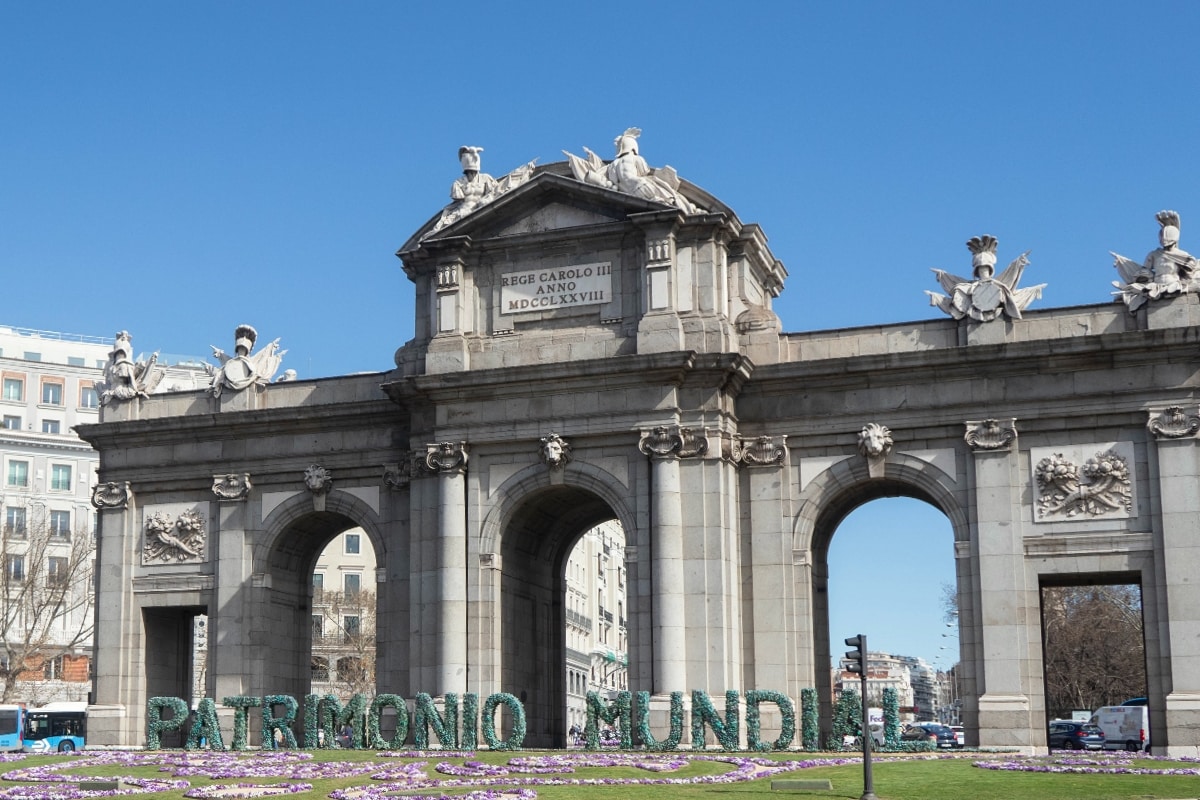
[973,754,1200,776]
[184,782,312,798]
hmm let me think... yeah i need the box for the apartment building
[565,519,628,735]
[310,529,378,700]
[0,325,206,704]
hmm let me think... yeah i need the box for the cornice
[754,324,1200,393]
[75,397,400,450]
[384,351,701,406]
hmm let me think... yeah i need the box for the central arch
[479,465,639,748]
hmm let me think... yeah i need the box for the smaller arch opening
[819,492,958,746]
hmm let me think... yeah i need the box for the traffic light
[845,634,866,674]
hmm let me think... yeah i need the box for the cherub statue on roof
[562,127,698,214]
[1111,210,1198,313]
[926,235,1045,322]
[207,324,286,397]
[96,330,165,405]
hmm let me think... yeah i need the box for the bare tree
[0,514,95,703]
[940,581,958,624]
[310,589,376,700]
[1042,584,1145,718]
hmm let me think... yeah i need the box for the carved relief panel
[141,505,208,565]
[1030,442,1137,523]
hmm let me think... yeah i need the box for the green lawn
[2,750,1198,800]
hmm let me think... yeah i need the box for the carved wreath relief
[143,509,207,564]
[1032,443,1135,521]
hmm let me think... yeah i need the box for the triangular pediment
[399,168,676,255]
[494,200,620,237]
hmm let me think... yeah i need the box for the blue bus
[0,705,23,752]
[23,703,86,752]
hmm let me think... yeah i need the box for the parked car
[901,723,958,748]
[1047,720,1106,750]
[950,725,965,747]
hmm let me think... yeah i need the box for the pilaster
[1147,406,1200,753]
[427,441,469,694]
[966,420,1036,749]
[734,435,791,690]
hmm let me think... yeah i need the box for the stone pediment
[399,166,724,256]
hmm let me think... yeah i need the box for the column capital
[965,418,1018,453]
[731,434,788,467]
[1148,406,1200,441]
[426,441,469,473]
[92,481,131,510]
[638,426,708,460]
[212,472,252,501]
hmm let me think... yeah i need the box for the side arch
[793,451,969,553]
[790,451,973,746]
[259,489,387,575]
[246,488,390,709]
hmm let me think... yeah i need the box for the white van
[1089,705,1150,752]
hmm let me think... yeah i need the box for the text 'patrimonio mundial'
[500,263,612,314]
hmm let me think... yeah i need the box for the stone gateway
[79,135,1200,755]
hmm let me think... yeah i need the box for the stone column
[734,435,790,689]
[212,480,253,717]
[426,441,469,694]
[1147,407,1200,754]
[87,481,137,745]
[964,419,1035,749]
[639,427,686,692]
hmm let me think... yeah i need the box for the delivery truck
[1089,705,1150,752]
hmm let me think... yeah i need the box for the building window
[1,415,19,430]
[5,555,24,582]
[23,352,41,362]
[50,510,71,539]
[6,461,29,488]
[42,656,64,680]
[40,382,63,406]
[312,572,324,601]
[343,573,361,598]
[344,533,361,555]
[2,378,22,402]
[67,357,85,367]
[42,420,60,434]
[311,615,323,639]
[79,386,99,409]
[343,615,360,643]
[311,656,329,681]
[47,556,69,587]
[5,508,26,538]
[50,465,72,492]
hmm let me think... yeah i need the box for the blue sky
[3,2,1194,668]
